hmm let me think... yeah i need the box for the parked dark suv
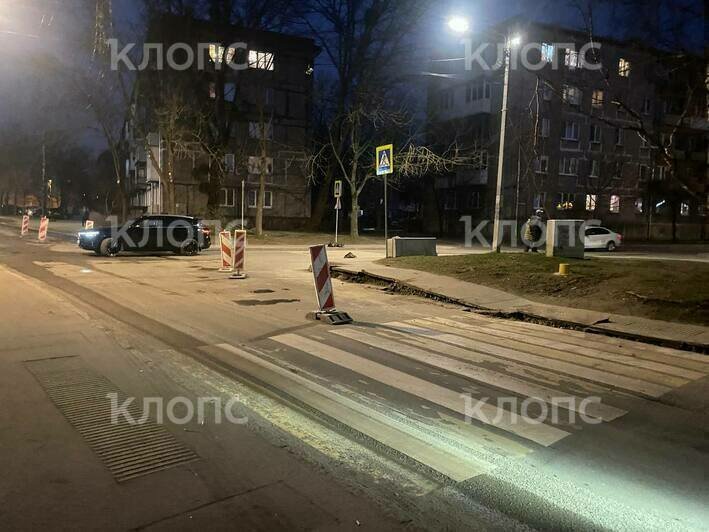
[78,215,211,257]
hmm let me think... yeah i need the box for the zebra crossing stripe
[385,322,672,398]
[332,327,627,422]
[211,343,493,481]
[407,318,687,388]
[272,333,571,447]
[422,317,703,381]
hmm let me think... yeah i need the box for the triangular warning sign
[379,150,390,168]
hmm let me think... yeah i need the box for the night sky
[0,0,703,155]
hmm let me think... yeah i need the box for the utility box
[386,237,437,258]
[546,219,585,259]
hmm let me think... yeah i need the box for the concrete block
[387,237,437,258]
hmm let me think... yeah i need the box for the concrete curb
[331,266,709,354]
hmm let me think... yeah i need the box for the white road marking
[386,322,672,398]
[410,318,687,388]
[332,327,627,422]
[211,343,493,481]
[272,333,571,447]
[422,317,704,381]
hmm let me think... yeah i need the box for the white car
[584,226,622,251]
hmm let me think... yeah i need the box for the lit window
[541,118,550,138]
[592,89,604,108]
[610,195,620,213]
[586,194,597,211]
[680,202,690,216]
[560,158,578,175]
[565,49,579,69]
[618,58,630,77]
[209,44,236,64]
[634,198,644,213]
[557,193,575,210]
[563,121,579,140]
[541,43,555,63]
[248,50,274,70]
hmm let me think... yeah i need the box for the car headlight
[80,231,100,238]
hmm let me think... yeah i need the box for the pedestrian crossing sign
[376,144,393,176]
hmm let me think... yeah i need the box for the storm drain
[25,356,199,482]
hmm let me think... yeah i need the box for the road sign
[376,144,393,176]
[334,180,342,198]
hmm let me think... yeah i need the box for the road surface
[0,223,707,531]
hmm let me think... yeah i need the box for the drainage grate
[25,357,199,482]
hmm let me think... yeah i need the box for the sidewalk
[0,263,403,530]
[331,260,709,351]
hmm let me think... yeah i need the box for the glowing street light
[447,16,470,34]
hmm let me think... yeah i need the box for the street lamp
[447,16,470,34]
[445,18,521,251]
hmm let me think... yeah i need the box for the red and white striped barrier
[84,220,94,230]
[308,245,352,324]
[20,215,29,236]
[309,244,335,311]
[219,231,233,272]
[38,216,49,242]
[231,230,247,279]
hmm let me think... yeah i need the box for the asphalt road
[0,224,707,531]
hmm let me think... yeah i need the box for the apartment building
[125,14,318,228]
[426,20,707,240]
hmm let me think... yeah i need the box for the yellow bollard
[557,263,569,276]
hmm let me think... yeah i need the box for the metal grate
[26,357,199,482]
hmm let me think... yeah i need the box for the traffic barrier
[309,244,352,325]
[230,230,247,279]
[38,216,49,242]
[85,220,94,229]
[20,215,29,236]
[219,231,233,272]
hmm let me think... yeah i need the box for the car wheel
[99,238,121,257]
[179,240,199,256]
[606,241,616,252]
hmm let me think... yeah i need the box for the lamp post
[447,18,521,252]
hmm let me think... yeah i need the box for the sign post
[333,180,342,246]
[241,180,245,229]
[376,144,394,257]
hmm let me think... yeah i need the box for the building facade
[125,15,318,228]
[426,20,708,241]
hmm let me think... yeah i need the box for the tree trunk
[308,169,333,230]
[350,188,359,238]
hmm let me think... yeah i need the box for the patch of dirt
[234,298,300,306]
